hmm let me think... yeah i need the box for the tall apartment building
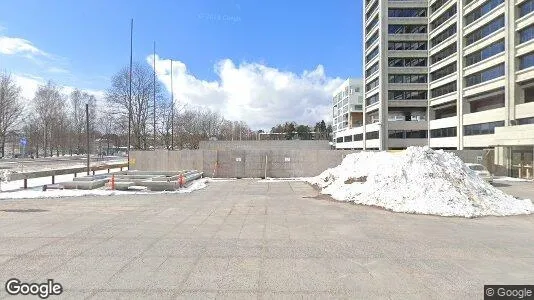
[361,0,430,150]
[332,79,364,148]
[356,0,534,176]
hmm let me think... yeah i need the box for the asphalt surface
[493,179,534,200]
[0,179,533,299]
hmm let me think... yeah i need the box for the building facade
[336,0,534,177]
[332,79,364,148]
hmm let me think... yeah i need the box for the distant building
[332,78,364,149]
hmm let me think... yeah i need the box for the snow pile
[308,146,534,217]
[0,178,208,200]
[0,170,11,182]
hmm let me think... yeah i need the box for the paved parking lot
[0,179,533,299]
[493,179,534,200]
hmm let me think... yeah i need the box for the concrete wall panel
[130,149,484,178]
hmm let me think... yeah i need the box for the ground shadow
[0,209,48,213]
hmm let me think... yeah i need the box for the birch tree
[0,72,24,157]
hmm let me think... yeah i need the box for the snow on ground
[0,178,208,200]
[257,178,309,182]
[308,146,534,218]
[0,169,123,192]
[207,178,238,182]
[493,176,533,182]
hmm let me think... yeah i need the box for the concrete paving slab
[0,179,532,299]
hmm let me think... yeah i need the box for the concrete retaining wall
[131,149,358,178]
[130,149,486,178]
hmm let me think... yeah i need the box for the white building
[332,78,364,148]
[336,0,534,177]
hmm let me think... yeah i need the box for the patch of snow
[0,178,208,200]
[493,177,533,182]
[307,146,534,218]
[0,168,123,192]
[207,178,238,182]
[127,186,148,191]
[257,177,310,182]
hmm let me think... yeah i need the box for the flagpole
[127,18,133,169]
[153,41,156,150]
[170,59,174,150]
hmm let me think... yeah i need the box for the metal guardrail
[5,163,129,189]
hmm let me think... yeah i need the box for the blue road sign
[20,138,27,146]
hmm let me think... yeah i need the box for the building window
[431,62,457,81]
[366,16,379,34]
[463,121,504,135]
[519,52,534,70]
[431,24,457,48]
[366,131,379,140]
[388,8,427,17]
[388,57,427,67]
[465,63,504,87]
[434,104,457,119]
[344,135,353,142]
[406,130,427,138]
[388,74,427,84]
[388,41,427,50]
[519,25,534,44]
[431,5,456,30]
[525,86,534,103]
[388,90,427,100]
[431,0,448,13]
[388,24,427,34]
[465,15,504,46]
[517,117,534,125]
[366,93,379,106]
[430,127,457,138]
[388,110,426,121]
[388,130,427,139]
[366,31,379,49]
[431,81,457,98]
[336,137,343,143]
[366,1,378,20]
[366,46,379,63]
[366,62,379,77]
[465,0,504,25]
[388,130,404,138]
[353,134,363,141]
[469,93,505,112]
[366,79,379,91]
[430,43,457,64]
[519,0,534,18]
[465,39,504,66]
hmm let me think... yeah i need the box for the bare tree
[69,89,97,154]
[33,81,65,157]
[0,72,24,157]
[106,62,165,150]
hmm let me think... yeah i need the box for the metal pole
[127,18,133,169]
[86,103,90,175]
[153,41,156,150]
[170,59,174,150]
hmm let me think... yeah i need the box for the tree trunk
[0,138,5,158]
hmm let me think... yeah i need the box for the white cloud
[12,73,105,104]
[47,67,69,74]
[149,55,345,130]
[0,36,48,57]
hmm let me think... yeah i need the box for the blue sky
[0,0,363,129]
